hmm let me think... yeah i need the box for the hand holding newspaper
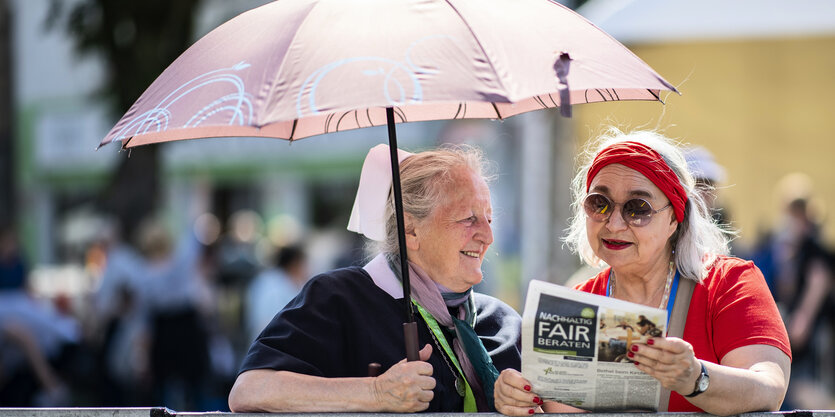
[521,280,667,412]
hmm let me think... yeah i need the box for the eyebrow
[589,185,654,199]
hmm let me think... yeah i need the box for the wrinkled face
[586,164,678,275]
[407,167,493,292]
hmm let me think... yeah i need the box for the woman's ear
[404,214,420,251]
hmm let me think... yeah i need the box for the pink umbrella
[99,0,678,360]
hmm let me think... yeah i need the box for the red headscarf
[586,141,687,223]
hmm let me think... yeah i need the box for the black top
[240,266,522,412]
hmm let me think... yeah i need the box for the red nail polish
[524,385,531,392]
[647,339,655,345]
[631,345,638,352]
[634,361,640,366]
[528,409,535,414]
[533,397,541,404]
[627,351,634,358]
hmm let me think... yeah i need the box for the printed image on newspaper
[521,280,667,412]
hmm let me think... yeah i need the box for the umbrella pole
[385,107,420,362]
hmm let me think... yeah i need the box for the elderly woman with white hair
[494,129,791,415]
[229,145,521,413]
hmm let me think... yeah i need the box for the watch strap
[685,360,709,398]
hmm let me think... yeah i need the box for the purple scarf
[386,254,489,410]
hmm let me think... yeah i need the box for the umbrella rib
[647,88,664,104]
[491,102,502,120]
[121,136,135,150]
[443,0,512,97]
[289,119,298,140]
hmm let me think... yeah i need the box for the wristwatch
[685,360,710,398]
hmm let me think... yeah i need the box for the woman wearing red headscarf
[494,129,790,415]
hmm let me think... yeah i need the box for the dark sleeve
[238,271,348,377]
[473,293,522,371]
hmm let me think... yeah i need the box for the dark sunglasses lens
[584,194,612,221]
[623,199,653,226]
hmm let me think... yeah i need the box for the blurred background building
[2,0,834,410]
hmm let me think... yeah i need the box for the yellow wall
[573,36,835,250]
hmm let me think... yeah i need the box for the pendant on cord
[454,376,465,397]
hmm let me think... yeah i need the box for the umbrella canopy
[99,0,677,149]
[98,0,678,361]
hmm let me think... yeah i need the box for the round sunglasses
[583,193,672,227]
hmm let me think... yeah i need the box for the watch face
[698,376,709,391]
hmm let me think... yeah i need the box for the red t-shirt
[574,256,791,412]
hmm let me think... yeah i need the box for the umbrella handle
[403,322,420,361]
[367,362,382,377]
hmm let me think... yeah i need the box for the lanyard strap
[413,302,478,412]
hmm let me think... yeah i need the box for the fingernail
[634,361,640,366]
[647,339,655,345]
[528,409,535,414]
[631,345,639,352]
[627,351,634,358]
[533,397,541,404]
[524,385,531,392]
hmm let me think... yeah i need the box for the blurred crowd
[743,174,835,410]
[0,208,365,411]
[1,149,834,410]
[688,148,835,410]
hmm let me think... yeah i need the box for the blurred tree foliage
[47,0,202,240]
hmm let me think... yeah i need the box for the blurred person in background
[682,146,729,228]
[749,174,835,409]
[0,225,78,406]
[0,226,26,291]
[87,217,151,405]
[137,217,215,411]
[245,245,309,343]
[495,129,790,415]
[229,145,521,413]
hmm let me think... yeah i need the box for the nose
[605,204,629,232]
[476,216,494,247]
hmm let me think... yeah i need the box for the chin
[466,273,484,288]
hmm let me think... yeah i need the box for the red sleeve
[706,258,792,361]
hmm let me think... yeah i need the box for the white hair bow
[347,144,414,241]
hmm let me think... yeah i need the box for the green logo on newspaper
[581,307,595,319]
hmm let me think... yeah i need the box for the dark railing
[0,409,832,417]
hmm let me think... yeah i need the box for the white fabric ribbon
[347,144,414,241]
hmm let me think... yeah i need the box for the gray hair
[563,128,733,282]
[381,145,492,257]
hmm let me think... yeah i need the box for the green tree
[48,0,202,239]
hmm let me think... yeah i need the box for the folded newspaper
[521,280,667,412]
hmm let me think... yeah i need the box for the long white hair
[563,128,734,282]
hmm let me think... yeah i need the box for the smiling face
[586,164,678,278]
[406,167,493,292]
